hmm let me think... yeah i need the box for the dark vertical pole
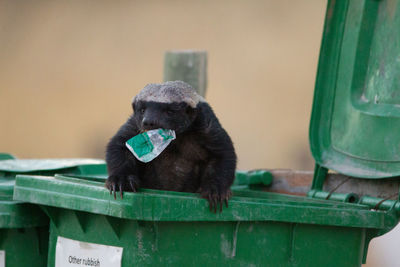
[163,50,207,97]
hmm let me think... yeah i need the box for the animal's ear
[131,96,137,112]
[132,100,136,112]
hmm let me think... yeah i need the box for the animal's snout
[142,117,158,130]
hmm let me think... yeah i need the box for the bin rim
[12,174,399,230]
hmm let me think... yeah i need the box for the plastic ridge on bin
[13,174,398,229]
[233,170,273,186]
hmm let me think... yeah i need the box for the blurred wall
[0,1,396,266]
[0,0,324,170]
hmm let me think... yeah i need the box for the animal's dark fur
[105,81,237,212]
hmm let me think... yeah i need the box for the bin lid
[0,153,15,160]
[309,0,400,178]
[0,158,106,200]
[0,158,105,173]
[12,174,399,229]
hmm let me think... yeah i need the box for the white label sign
[0,251,4,267]
[55,237,123,267]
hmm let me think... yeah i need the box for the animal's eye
[140,108,145,114]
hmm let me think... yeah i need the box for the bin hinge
[310,164,327,191]
[309,164,400,211]
[309,164,359,203]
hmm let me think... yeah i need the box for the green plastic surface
[15,174,391,227]
[0,158,106,222]
[0,153,15,160]
[0,158,106,199]
[13,174,399,266]
[0,177,49,266]
[233,170,273,186]
[310,0,400,178]
[0,158,105,173]
[0,179,14,201]
[0,158,107,202]
[0,226,49,267]
[46,213,367,267]
[0,158,107,267]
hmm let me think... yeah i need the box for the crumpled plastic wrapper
[125,129,176,163]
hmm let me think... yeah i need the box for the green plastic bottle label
[125,129,176,163]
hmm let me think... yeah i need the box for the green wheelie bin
[0,154,106,267]
[12,172,394,267]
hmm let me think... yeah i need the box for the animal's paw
[200,186,232,213]
[105,174,139,200]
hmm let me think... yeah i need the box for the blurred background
[0,0,398,266]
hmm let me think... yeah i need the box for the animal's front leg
[105,118,142,199]
[199,158,235,212]
[105,145,142,199]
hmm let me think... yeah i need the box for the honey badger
[105,81,237,212]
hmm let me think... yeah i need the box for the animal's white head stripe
[133,81,205,108]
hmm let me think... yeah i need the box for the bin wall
[0,225,48,267]
[46,208,366,267]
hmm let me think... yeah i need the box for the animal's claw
[105,174,140,200]
[201,186,232,213]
